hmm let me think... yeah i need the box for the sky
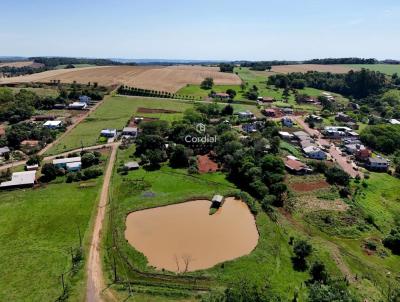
[1,0,400,60]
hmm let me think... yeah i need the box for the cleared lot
[0,65,241,92]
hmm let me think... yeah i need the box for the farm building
[211,195,224,207]
[366,158,389,172]
[43,120,62,129]
[124,161,140,170]
[0,170,36,189]
[25,164,39,171]
[303,146,327,160]
[100,129,117,138]
[53,157,82,171]
[122,127,138,137]
[0,146,10,157]
[68,102,87,110]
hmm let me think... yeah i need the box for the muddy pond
[125,197,259,272]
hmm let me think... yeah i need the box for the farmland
[0,170,105,301]
[270,64,356,74]
[345,64,400,75]
[0,60,41,68]
[0,65,241,93]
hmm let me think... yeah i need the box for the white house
[389,119,400,125]
[303,146,327,160]
[43,120,63,129]
[0,146,10,157]
[278,131,294,140]
[53,157,82,170]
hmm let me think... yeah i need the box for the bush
[383,227,400,255]
[325,167,350,186]
[82,168,103,180]
[41,163,57,182]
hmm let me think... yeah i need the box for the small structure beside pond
[211,194,224,208]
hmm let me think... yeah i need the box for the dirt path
[86,143,118,302]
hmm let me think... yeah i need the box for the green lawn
[177,84,245,100]
[0,175,104,301]
[345,64,400,75]
[45,96,194,155]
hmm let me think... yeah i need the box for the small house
[43,120,63,129]
[68,102,87,110]
[284,157,312,174]
[66,162,82,172]
[281,117,293,127]
[303,146,327,160]
[100,129,117,138]
[344,144,366,154]
[0,146,10,157]
[213,92,230,99]
[366,158,389,172]
[278,131,294,140]
[211,195,224,207]
[124,161,140,170]
[335,112,355,123]
[122,127,138,137]
[237,111,254,119]
[389,119,400,125]
[0,170,36,189]
[281,108,293,115]
[79,95,91,103]
[25,164,39,171]
[20,140,39,148]
[355,148,371,161]
[53,103,66,109]
[293,131,310,141]
[263,108,277,117]
[258,96,274,103]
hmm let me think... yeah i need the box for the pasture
[345,64,400,75]
[0,65,241,93]
[0,175,104,301]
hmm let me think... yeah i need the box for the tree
[169,144,192,168]
[310,261,329,284]
[226,89,237,99]
[200,77,214,90]
[325,167,350,186]
[292,239,312,271]
[81,152,97,168]
[219,63,234,73]
[383,227,400,255]
[41,163,57,182]
[221,104,234,115]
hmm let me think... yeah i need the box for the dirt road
[86,143,118,302]
[293,116,362,178]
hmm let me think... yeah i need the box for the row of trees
[117,85,196,100]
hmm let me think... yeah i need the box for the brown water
[125,197,259,272]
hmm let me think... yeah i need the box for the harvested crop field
[0,60,43,68]
[198,154,218,173]
[290,180,329,192]
[136,107,180,114]
[0,65,241,92]
[271,64,357,74]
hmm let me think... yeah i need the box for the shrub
[82,168,103,180]
[383,227,400,255]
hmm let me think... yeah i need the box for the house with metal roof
[0,171,36,189]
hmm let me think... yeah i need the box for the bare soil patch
[137,107,180,114]
[128,116,159,127]
[290,180,329,192]
[197,154,218,173]
[271,64,357,74]
[298,196,349,212]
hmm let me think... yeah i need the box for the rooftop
[0,171,36,188]
[53,156,81,165]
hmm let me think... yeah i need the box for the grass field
[177,84,245,99]
[0,173,105,301]
[45,96,194,155]
[345,64,400,75]
[9,86,59,97]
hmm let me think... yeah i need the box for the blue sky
[1,0,399,60]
